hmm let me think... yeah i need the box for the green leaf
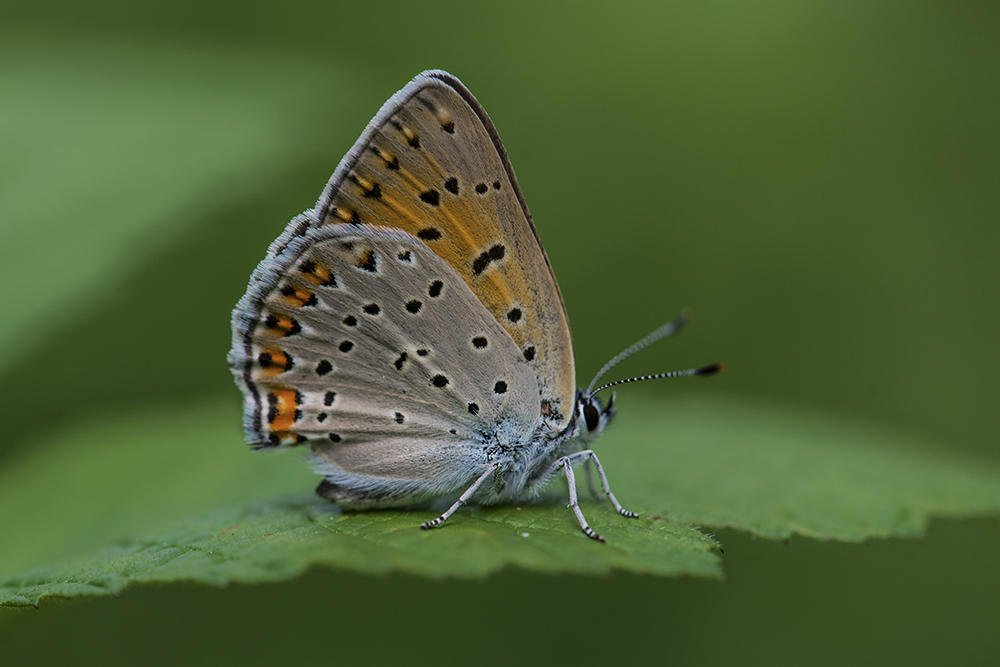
[613,397,1000,541]
[0,399,721,607]
[3,395,1000,606]
[0,500,718,608]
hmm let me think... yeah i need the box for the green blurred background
[1,0,997,664]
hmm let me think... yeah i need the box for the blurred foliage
[1,0,998,663]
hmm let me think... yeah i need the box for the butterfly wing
[266,71,576,428]
[230,224,541,501]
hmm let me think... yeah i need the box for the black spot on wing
[369,145,400,171]
[394,352,407,370]
[356,249,377,273]
[472,244,506,276]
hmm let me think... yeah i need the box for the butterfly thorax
[480,390,615,503]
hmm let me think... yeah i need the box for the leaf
[0,500,718,608]
[0,399,721,607]
[3,395,1000,606]
[613,397,1000,541]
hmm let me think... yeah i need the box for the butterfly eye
[583,400,600,432]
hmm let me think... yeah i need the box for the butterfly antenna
[585,309,693,395]
[590,363,725,397]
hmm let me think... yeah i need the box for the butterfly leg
[559,456,604,542]
[420,462,501,531]
[578,450,640,519]
[584,459,607,501]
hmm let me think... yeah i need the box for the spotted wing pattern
[264,71,575,428]
[230,224,540,493]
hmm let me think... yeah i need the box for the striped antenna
[585,309,691,395]
[590,363,725,397]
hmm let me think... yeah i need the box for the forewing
[267,71,576,427]
[230,225,540,488]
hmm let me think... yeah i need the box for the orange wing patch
[297,259,338,287]
[255,348,294,378]
[260,313,301,338]
[279,285,317,308]
[255,386,306,447]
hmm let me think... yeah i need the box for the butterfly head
[572,310,724,445]
[574,389,616,443]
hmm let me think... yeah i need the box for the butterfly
[229,70,720,541]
